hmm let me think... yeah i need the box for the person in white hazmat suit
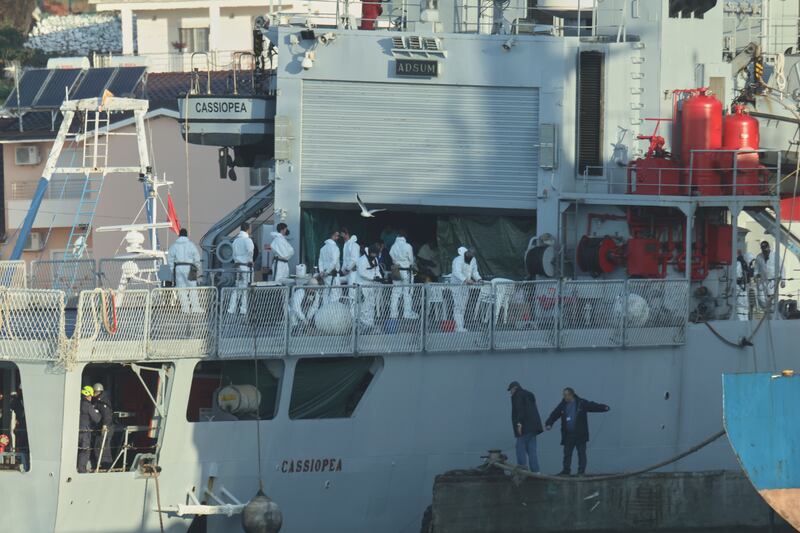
[450,246,482,332]
[290,277,321,328]
[341,229,361,286]
[389,231,419,319]
[735,250,755,321]
[356,244,383,327]
[167,228,204,313]
[754,240,785,311]
[270,223,294,283]
[227,222,255,314]
[318,230,342,303]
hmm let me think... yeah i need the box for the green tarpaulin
[301,209,534,279]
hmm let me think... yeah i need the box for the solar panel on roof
[4,69,52,108]
[105,66,146,97]
[34,68,82,108]
[71,67,116,99]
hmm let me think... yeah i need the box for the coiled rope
[489,429,726,482]
[99,289,118,335]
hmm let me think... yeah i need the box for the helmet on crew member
[92,383,104,393]
[81,385,94,398]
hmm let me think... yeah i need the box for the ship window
[179,28,210,53]
[186,360,284,422]
[577,51,604,177]
[79,362,171,474]
[289,357,382,419]
[0,362,28,472]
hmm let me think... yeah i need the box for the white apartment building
[90,0,351,71]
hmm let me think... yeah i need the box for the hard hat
[92,382,104,393]
[81,385,94,397]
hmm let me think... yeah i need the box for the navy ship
[2,0,800,531]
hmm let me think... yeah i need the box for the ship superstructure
[1,1,800,532]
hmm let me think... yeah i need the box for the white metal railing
[0,289,65,361]
[148,287,217,358]
[0,261,27,289]
[578,150,782,197]
[0,280,694,362]
[93,50,244,73]
[72,289,150,362]
[30,259,97,300]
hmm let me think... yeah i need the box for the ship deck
[0,258,691,363]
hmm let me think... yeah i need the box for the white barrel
[217,384,261,415]
[296,263,307,277]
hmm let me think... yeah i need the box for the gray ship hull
[3,319,794,533]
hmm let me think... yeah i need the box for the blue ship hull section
[723,371,800,529]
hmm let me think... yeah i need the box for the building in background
[0,70,253,262]
[89,0,292,71]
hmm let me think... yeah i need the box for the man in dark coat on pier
[545,387,610,476]
[508,381,543,472]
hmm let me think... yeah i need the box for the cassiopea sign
[192,99,251,116]
[395,59,439,77]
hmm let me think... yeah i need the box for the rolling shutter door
[300,81,539,210]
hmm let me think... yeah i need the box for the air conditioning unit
[23,232,43,252]
[15,146,41,166]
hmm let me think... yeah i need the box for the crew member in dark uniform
[78,386,101,473]
[92,383,114,470]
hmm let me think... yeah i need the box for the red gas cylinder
[681,89,723,195]
[628,157,684,195]
[722,105,765,195]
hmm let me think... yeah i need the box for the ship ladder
[55,110,111,293]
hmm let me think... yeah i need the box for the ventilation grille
[577,51,603,176]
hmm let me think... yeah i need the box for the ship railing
[578,149,782,198]
[30,259,97,303]
[218,285,289,358]
[148,287,218,359]
[0,289,65,361]
[71,289,150,363]
[96,257,165,291]
[0,261,27,289]
[0,279,692,362]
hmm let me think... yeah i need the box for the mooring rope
[489,429,726,482]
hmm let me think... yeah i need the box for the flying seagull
[356,194,386,218]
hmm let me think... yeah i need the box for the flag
[167,194,181,235]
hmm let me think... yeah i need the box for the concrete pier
[428,469,791,532]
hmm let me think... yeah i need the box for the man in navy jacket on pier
[545,387,610,476]
[508,381,543,472]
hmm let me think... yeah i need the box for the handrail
[0,278,724,362]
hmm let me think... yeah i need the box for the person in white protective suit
[389,231,419,319]
[227,222,255,314]
[735,249,755,321]
[754,240,786,311]
[341,228,361,286]
[290,277,321,328]
[450,246,482,332]
[270,223,294,283]
[356,244,383,327]
[167,228,204,313]
[318,230,342,303]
